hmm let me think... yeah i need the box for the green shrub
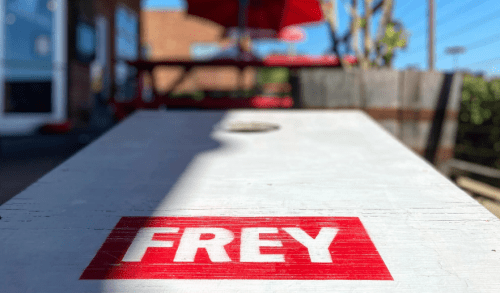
[258,68,290,85]
[456,74,500,169]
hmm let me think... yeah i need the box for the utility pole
[428,0,435,71]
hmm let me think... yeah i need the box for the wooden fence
[299,68,464,167]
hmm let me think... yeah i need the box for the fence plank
[299,68,463,166]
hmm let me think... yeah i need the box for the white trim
[0,0,5,119]
[95,15,108,65]
[0,115,52,135]
[52,0,67,122]
[0,0,67,134]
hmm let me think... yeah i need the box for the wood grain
[1,110,500,292]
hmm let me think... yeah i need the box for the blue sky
[142,0,500,77]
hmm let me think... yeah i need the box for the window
[114,5,138,101]
[190,43,222,60]
[76,21,96,61]
[4,81,52,113]
[115,5,138,61]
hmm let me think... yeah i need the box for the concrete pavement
[0,128,112,206]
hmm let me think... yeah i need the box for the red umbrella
[186,0,323,34]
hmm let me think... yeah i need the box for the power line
[463,56,500,68]
[401,0,454,17]
[436,0,487,27]
[467,32,500,50]
[398,0,452,28]
[397,0,421,17]
[408,0,486,39]
[405,6,500,56]
[437,31,500,57]
[439,7,500,42]
[436,0,458,9]
[399,3,426,28]
[406,0,460,30]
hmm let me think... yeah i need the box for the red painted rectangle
[80,217,392,280]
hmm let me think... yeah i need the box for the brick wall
[141,10,256,94]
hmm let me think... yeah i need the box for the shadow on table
[72,110,229,290]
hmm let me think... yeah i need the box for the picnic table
[109,56,356,117]
[1,109,500,292]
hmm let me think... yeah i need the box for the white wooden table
[1,110,500,292]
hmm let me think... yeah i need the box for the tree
[320,0,346,67]
[376,21,408,67]
[320,0,408,69]
[456,74,500,169]
[461,75,500,126]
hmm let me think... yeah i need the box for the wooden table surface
[1,110,499,292]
